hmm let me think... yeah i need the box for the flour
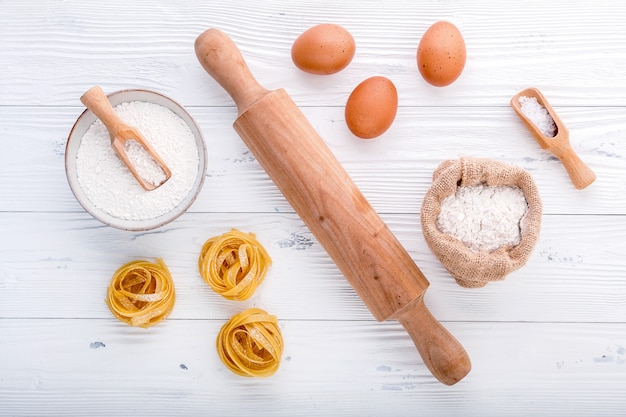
[123,139,168,187]
[437,184,529,253]
[75,100,199,220]
[518,95,557,137]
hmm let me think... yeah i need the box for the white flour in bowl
[123,139,168,187]
[75,101,199,220]
[437,184,529,253]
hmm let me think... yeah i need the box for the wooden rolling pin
[195,28,471,385]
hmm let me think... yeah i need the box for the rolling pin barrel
[195,28,471,385]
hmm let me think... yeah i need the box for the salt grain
[518,95,557,137]
[76,101,199,221]
[437,184,528,253]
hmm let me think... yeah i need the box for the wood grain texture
[0,319,624,417]
[1,1,626,107]
[1,106,623,214]
[1,212,624,323]
[1,0,625,414]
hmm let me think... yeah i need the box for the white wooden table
[2,1,625,415]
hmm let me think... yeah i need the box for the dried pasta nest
[420,157,542,288]
[216,308,283,377]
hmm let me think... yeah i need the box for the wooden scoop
[80,86,172,191]
[195,28,471,385]
[511,87,596,189]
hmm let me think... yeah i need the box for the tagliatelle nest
[420,157,542,288]
[198,229,271,301]
[105,258,176,327]
[216,308,284,377]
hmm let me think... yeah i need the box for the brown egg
[417,21,466,87]
[291,24,356,75]
[345,76,398,139]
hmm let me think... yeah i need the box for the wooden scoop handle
[80,86,129,140]
[551,142,597,190]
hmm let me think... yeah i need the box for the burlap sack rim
[420,157,542,288]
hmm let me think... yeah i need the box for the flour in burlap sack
[420,157,542,288]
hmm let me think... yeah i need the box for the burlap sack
[420,157,542,288]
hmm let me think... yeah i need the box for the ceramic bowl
[65,89,207,231]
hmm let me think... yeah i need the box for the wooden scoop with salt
[80,86,171,191]
[511,87,596,189]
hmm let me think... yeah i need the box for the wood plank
[1,212,624,323]
[1,1,626,107]
[1,0,626,415]
[0,319,624,416]
[0,106,623,214]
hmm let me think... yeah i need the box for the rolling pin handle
[395,298,471,385]
[194,28,270,114]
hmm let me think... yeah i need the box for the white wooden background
[1,1,625,415]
